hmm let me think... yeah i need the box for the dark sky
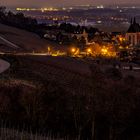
[0,0,140,7]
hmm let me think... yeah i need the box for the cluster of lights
[70,46,117,58]
[16,7,59,12]
[101,48,108,55]
[40,15,70,21]
[44,43,118,58]
[101,47,116,57]
[96,5,104,9]
[110,17,127,21]
[41,8,59,12]
[119,46,129,49]
[119,37,126,42]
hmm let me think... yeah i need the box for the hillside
[0,24,61,52]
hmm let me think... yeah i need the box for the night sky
[0,0,140,7]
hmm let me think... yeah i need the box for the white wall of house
[126,33,140,46]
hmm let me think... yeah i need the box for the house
[71,29,88,44]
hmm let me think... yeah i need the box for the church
[125,18,140,46]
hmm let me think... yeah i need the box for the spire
[130,18,132,24]
[133,17,136,24]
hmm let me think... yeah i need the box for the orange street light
[101,48,108,54]
[71,48,76,53]
[48,47,51,52]
[87,48,92,53]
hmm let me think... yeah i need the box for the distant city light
[62,7,66,10]
[16,7,59,12]
[97,21,102,24]
[119,10,122,13]
[97,5,104,9]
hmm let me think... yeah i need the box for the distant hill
[95,24,129,32]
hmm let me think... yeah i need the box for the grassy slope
[0,127,65,140]
[0,55,92,139]
[7,55,91,95]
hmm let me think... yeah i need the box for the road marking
[0,36,20,49]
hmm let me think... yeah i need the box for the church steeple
[127,17,140,33]
[133,17,136,24]
[130,18,132,24]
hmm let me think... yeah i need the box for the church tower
[82,29,88,45]
[126,18,140,46]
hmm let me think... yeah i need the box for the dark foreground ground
[1,55,140,140]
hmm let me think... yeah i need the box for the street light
[87,48,92,53]
[48,47,51,52]
[101,48,108,55]
[71,48,76,53]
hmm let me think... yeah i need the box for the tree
[89,64,106,140]
[71,35,78,46]
[0,6,6,22]
[79,36,86,48]
[0,6,6,14]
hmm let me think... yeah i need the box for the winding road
[0,35,17,73]
[0,59,10,73]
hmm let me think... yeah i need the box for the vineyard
[9,56,93,95]
[0,127,65,140]
[1,55,140,140]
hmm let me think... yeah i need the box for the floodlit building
[126,18,140,46]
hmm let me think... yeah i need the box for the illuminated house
[126,18,140,46]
